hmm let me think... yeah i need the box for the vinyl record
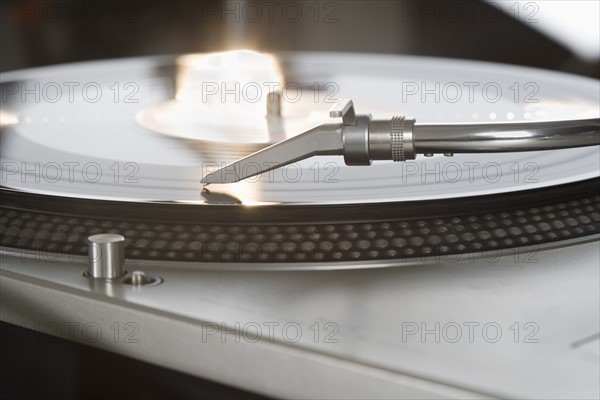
[1,53,599,265]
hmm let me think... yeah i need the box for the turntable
[1,50,599,399]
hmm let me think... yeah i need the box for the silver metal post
[87,234,126,279]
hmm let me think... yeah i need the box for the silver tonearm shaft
[201,98,600,184]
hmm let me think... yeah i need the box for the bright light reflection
[0,110,19,127]
[176,50,284,117]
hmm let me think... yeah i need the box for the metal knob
[87,234,126,279]
[330,99,417,165]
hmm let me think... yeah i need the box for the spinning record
[1,52,599,266]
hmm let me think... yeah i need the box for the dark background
[1,0,598,77]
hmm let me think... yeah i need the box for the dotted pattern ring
[1,194,599,263]
[390,115,405,162]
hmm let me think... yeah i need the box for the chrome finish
[390,116,406,162]
[414,119,600,154]
[369,117,416,161]
[121,270,163,287]
[202,99,599,184]
[201,124,344,184]
[331,98,371,165]
[131,271,145,286]
[87,234,126,279]
[329,98,357,126]
[342,114,372,166]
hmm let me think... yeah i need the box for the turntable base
[1,241,598,399]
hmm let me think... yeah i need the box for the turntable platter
[1,53,598,205]
[1,53,599,265]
